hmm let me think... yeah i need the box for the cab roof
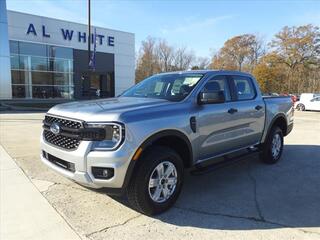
[156,70,253,77]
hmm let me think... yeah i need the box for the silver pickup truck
[41,70,294,215]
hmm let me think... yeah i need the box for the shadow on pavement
[113,144,320,230]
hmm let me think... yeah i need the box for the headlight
[86,123,125,151]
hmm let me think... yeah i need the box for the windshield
[121,73,204,101]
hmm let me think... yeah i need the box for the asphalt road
[0,111,319,240]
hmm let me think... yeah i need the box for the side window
[232,76,256,100]
[154,81,165,95]
[171,79,184,95]
[202,76,231,101]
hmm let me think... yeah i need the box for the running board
[190,148,261,176]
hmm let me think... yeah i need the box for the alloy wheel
[148,161,178,203]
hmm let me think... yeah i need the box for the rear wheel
[297,103,305,111]
[126,146,184,215]
[261,126,284,164]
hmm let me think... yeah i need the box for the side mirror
[198,90,225,104]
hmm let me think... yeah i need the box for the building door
[89,73,102,97]
[81,72,114,98]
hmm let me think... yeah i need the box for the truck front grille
[43,115,83,150]
[44,115,82,129]
[43,130,80,150]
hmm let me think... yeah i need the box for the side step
[190,148,261,176]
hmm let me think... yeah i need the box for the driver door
[196,75,240,161]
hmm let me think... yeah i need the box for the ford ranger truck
[41,70,294,215]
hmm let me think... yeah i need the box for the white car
[295,93,320,111]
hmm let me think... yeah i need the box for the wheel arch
[122,130,193,189]
[265,114,288,141]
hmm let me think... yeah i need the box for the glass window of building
[11,70,26,85]
[9,41,19,54]
[19,41,47,57]
[31,56,48,71]
[12,85,26,98]
[10,41,74,99]
[10,55,19,69]
[49,46,73,59]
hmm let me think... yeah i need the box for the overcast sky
[7,0,320,57]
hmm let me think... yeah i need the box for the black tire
[261,126,284,164]
[126,146,184,215]
[297,103,305,111]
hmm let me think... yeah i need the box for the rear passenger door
[230,75,265,148]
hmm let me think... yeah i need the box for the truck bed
[261,96,294,142]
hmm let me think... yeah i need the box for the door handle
[228,108,238,114]
[255,105,263,111]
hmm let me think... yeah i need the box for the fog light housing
[92,167,114,180]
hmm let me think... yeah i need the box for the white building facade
[1,4,135,100]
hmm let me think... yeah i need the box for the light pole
[88,0,91,70]
[86,0,91,99]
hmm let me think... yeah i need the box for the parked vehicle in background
[295,93,320,111]
[40,70,294,215]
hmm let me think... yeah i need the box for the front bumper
[40,133,135,189]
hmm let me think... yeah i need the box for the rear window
[232,76,256,100]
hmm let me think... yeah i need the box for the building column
[0,0,12,99]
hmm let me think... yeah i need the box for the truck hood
[47,97,171,122]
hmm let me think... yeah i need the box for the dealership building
[0,0,135,101]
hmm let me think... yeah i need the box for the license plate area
[42,150,75,173]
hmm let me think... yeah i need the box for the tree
[191,57,210,70]
[135,37,160,83]
[173,47,195,71]
[211,34,265,72]
[222,34,255,71]
[271,25,320,69]
[210,51,238,70]
[136,25,320,93]
[270,24,320,92]
[248,34,266,71]
[156,40,175,72]
[252,53,286,93]
[135,37,196,82]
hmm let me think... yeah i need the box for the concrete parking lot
[1,111,320,240]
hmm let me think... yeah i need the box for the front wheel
[126,146,184,215]
[261,126,284,164]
